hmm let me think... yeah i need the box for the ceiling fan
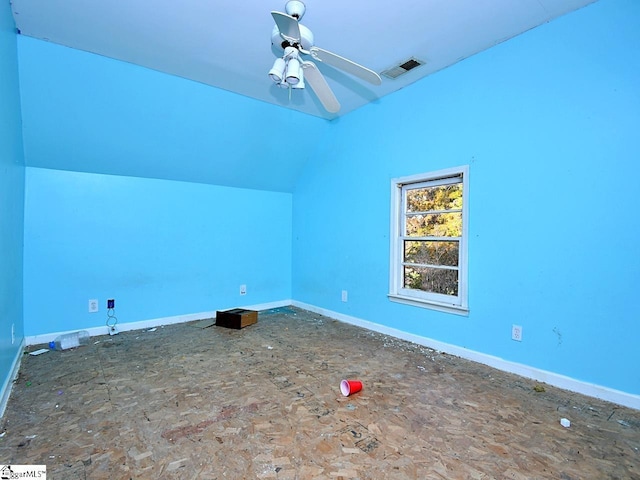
[268,1,382,113]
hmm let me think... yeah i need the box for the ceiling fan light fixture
[285,57,301,85]
[269,57,286,83]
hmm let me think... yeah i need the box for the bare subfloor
[1,307,639,479]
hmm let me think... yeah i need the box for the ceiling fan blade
[309,47,382,86]
[271,11,301,44]
[301,61,340,113]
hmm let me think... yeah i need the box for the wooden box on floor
[215,308,258,329]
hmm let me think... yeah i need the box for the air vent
[381,57,425,79]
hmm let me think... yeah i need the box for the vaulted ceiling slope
[11,0,596,120]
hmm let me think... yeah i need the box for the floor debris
[2,306,638,478]
[28,349,49,356]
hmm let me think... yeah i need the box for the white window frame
[389,165,469,315]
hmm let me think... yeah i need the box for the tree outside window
[389,166,468,314]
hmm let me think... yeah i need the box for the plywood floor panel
[1,307,638,479]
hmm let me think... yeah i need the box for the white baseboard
[25,299,292,347]
[0,339,26,418]
[21,298,638,410]
[292,301,640,411]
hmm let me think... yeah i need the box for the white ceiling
[11,0,596,120]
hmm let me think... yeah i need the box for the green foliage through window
[402,181,462,296]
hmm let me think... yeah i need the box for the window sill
[388,294,469,316]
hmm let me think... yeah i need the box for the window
[389,166,468,314]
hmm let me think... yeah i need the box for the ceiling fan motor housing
[271,22,314,51]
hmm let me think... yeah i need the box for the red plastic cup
[340,379,363,396]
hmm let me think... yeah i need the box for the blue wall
[10,0,640,400]
[0,0,25,395]
[16,33,324,338]
[23,168,292,336]
[17,36,326,193]
[293,0,640,395]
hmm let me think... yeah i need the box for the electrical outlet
[512,325,523,342]
[240,284,247,296]
[107,298,115,309]
[89,299,99,313]
[341,290,348,302]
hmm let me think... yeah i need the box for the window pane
[404,240,459,266]
[406,183,462,213]
[403,266,459,296]
[406,212,462,237]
